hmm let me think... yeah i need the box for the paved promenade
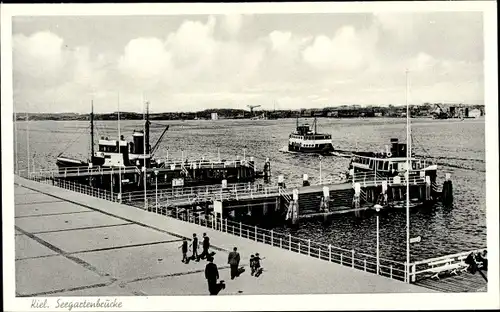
[14,176,433,296]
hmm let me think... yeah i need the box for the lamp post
[376,205,381,275]
[154,169,159,212]
[319,155,323,184]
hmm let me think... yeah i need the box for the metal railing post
[352,250,355,268]
[239,222,242,236]
[340,254,343,265]
[308,239,311,256]
[271,230,274,246]
[254,226,257,241]
[328,244,332,262]
[390,265,393,279]
[298,241,301,254]
[289,234,292,251]
[280,238,282,249]
[364,259,367,271]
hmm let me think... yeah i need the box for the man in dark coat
[227,247,241,280]
[200,233,210,259]
[190,233,199,261]
[205,256,223,295]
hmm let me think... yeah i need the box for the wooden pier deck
[414,271,488,292]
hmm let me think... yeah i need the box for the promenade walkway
[14,176,433,296]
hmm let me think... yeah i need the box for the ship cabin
[349,138,438,178]
[93,130,152,168]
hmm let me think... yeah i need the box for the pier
[14,175,486,295]
[14,176,431,296]
[27,167,450,227]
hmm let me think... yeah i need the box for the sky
[12,12,484,113]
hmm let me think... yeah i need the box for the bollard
[302,174,310,187]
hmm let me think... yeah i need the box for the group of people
[465,250,488,274]
[180,233,266,295]
[179,232,212,263]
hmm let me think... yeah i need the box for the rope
[55,125,91,157]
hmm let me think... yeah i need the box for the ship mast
[405,68,411,282]
[118,93,122,201]
[90,99,94,162]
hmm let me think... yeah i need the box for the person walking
[200,233,210,259]
[178,237,188,263]
[190,233,199,261]
[205,256,224,295]
[253,253,264,277]
[228,247,241,280]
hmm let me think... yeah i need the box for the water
[13,117,486,261]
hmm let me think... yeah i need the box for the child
[253,253,264,277]
[249,254,255,276]
[179,238,188,263]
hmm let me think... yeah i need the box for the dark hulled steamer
[55,101,267,192]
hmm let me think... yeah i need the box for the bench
[427,261,468,280]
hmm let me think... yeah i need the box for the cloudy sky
[12,12,483,113]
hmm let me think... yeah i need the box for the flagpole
[405,69,411,282]
[14,109,18,174]
[118,92,122,203]
[143,93,147,210]
[26,105,30,178]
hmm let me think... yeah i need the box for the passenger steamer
[348,138,438,184]
[288,118,334,155]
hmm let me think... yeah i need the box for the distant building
[211,112,218,120]
[469,108,482,118]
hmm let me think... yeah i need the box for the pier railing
[408,248,487,282]
[153,205,408,282]
[352,171,427,188]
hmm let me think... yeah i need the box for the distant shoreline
[13,105,485,121]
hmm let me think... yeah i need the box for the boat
[347,137,438,184]
[55,100,266,192]
[288,118,335,155]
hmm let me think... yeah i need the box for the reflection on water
[13,118,486,261]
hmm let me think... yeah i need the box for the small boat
[288,118,334,155]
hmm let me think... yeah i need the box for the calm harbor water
[13,117,486,261]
